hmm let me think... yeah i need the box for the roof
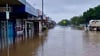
[0,0,23,6]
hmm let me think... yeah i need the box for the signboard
[6,11,10,19]
[25,2,38,16]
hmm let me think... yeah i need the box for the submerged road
[1,26,100,56]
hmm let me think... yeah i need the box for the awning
[0,0,23,6]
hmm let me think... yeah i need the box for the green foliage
[70,5,100,25]
[83,5,100,23]
[58,19,70,26]
[70,16,85,25]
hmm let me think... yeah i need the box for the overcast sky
[27,0,100,23]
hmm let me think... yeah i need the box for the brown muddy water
[0,26,100,56]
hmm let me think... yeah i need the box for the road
[0,26,100,56]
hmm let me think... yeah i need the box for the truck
[88,20,100,31]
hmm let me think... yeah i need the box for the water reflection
[83,31,100,44]
[82,31,100,56]
[0,30,48,56]
[1,26,100,56]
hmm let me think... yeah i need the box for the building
[0,0,39,44]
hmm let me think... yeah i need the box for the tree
[58,19,70,26]
[83,5,100,23]
[70,16,85,25]
[83,8,95,23]
[70,5,100,26]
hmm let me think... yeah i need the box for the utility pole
[41,0,44,56]
[42,0,44,20]
[42,0,44,31]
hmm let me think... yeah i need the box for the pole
[41,0,44,56]
[42,0,44,20]
[6,4,9,56]
[42,0,44,31]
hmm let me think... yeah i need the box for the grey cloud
[28,0,100,22]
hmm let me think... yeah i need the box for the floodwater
[1,26,100,56]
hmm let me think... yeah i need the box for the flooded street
[1,26,100,56]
